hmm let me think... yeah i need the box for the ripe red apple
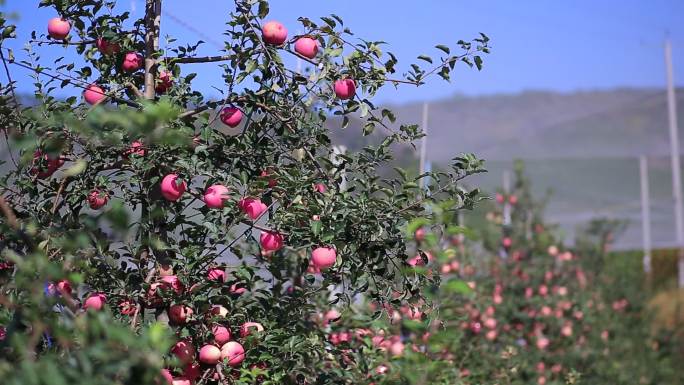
[160,369,174,385]
[311,246,337,269]
[95,38,120,55]
[160,174,187,201]
[83,292,106,311]
[171,377,192,385]
[536,336,550,350]
[229,284,246,295]
[203,184,230,208]
[502,237,512,248]
[118,300,136,315]
[83,84,107,105]
[31,150,64,178]
[238,197,268,219]
[259,169,278,188]
[294,36,318,59]
[171,339,196,364]
[47,279,72,296]
[414,227,426,242]
[156,70,173,93]
[121,52,143,72]
[220,341,245,366]
[87,189,109,209]
[212,324,232,345]
[334,78,356,100]
[260,231,284,252]
[389,341,405,356]
[124,141,146,157]
[323,309,340,325]
[508,195,518,205]
[160,275,185,294]
[313,183,326,193]
[495,193,505,204]
[538,284,549,297]
[239,322,264,338]
[199,345,221,365]
[261,21,288,45]
[169,304,193,325]
[207,268,226,282]
[47,17,70,39]
[183,362,201,381]
[407,251,432,267]
[220,107,243,128]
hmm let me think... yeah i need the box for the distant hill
[378,88,684,162]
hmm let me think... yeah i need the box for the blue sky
[3,0,684,104]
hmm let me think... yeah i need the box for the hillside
[381,88,684,161]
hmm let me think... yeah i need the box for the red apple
[87,189,109,209]
[160,369,174,385]
[118,300,136,315]
[536,336,549,350]
[323,309,340,325]
[334,78,356,100]
[239,322,264,338]
[183,362,201,381]
[212,324,231,345]
[95,38,120,55]
[47,17,70,40]
[160,174,187,201]
[220,341,245,366]
[84,84,107,105]
[260,231,284,252]
[239,197,268,220]
[508,195,518,205]
[31,150,64,178]
[83,292,106,311]
[294,37,318,59]
[203,184,230,208]
[229,284,246,295]
[121,52,143,72]
[171,339,196,364]
[311,246,337,269]
[220,107,243,128]
[156,70,173,93]
[495,193,505,204]
[171,377,192,385]
[124,141,146,157]
[169,304,193,325]
[262,21,287,45]
[198,345,221,365]
[207,268,226,282]
[314,183,326,193]
[389,341,404,357]
[160,275,185,294]
[414,227,426,242]
[502,237,512,248]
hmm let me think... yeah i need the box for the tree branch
[164,54,231,64]
[143,0,162,100]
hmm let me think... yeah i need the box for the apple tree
[0,1,489,384]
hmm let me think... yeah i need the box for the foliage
[0,0,489,384]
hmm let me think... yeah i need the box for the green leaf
[310,219,322,236]
[435,44,450,54]
[443,279,472,295]
[417,54,433,63]
[474,55,483,70]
